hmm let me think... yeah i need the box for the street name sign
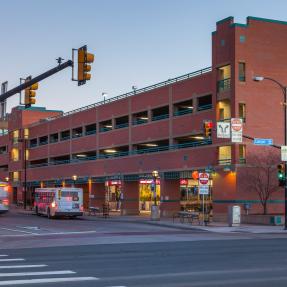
[231,118,243,143]
[253,138,273,146]
[281,146,287,161]
[217,122,231,138]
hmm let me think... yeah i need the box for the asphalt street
[1,211,287,286]
[2,239,287,286]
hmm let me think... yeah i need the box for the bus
[34,188,84,219]
[0,182,9,213]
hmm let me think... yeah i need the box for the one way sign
[217,122,231,138]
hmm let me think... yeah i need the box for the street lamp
[72,175,78,187]
[253,75,287,229]
[152,170,159,205]
[4,177,9,182]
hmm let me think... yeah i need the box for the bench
[173,211,200,224]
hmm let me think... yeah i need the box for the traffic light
[77,45,94,86]
[204,121,213,138]
[24,77,38,108]
[277,164,285,186]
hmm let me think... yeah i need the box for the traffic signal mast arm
[0,60,73,103]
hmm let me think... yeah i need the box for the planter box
[241,214,284,226]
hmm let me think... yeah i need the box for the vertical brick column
[121,181,139,215]
[90,182,106,209]
[160,179,180,217]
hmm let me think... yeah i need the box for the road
[0,210,287,286]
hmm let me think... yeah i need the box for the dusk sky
[1,0,287,113]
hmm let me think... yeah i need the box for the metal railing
[218,158,232,165]
[27,139,212,168]
[85,130,97,136]
[197,104,212,111]
[217,78,231,93]
[173,109,193,117]
[151,114,169,121]
[39,66,211,123]
[132,118,148,125]
[99,127,113,133]
[115,123,129,129]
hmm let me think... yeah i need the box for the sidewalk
[14,207,287,234]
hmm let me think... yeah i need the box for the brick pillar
[160,179,180,217]
[122,181,139,215]
[90,182,106,208]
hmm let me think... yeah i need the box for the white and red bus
[0,182,9,213]
[34,188,83,219]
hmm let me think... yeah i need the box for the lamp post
[72,175,78,187]
[253,76,287,229]
[152,170,159,205]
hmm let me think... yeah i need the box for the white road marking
[0,230,97,237]
[0,228,38,235]
[0,259,25,262]
[0,270,75,277]
[0,276,98,285]
[0,255,8,257]
[0,265,47,269]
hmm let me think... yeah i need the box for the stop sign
[198,173,209,185]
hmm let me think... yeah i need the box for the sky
[1,0,287,114]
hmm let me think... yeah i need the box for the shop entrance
[105,180,122,211]
[139,179,160,214]
[180,178,213,215]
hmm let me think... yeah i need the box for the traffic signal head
[277,164,285,186]
[204,121,213,138]
[24,78,38,108]
[78,45,94,86]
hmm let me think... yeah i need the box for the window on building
[217,100,231,120]
[197,95,212,111]
[60,130,70,141]
[12,130,19,144]
[239,103,246,122]
[85,123,97,135]
[218,146,231,165]
[151,106,169,121]
[239,62,246,82]
[24,128,29,139]
[72,127,83,138]
[173,99,193,116]
[11,148,19,161]
[217,65,231,92]
[99,120,113,132]
[115,116,129,129]
[132,111,148,125]
[11,171,20,182]
[0,146,7,154]
[39,136,48,146]
[239,145,246,164]
[50,133,59,143]
[239,35,246,43]
[29,138,37,148]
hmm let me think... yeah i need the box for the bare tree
[239,150,280,215]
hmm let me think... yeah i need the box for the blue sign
[253,138,273,146]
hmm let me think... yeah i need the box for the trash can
[151,205,160,221]
[228,205,241,227]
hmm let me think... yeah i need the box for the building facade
[1,16,287,220]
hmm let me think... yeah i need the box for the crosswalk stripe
[0,265,47,269]
[0,256,8,257]
[0,259,25,262]
[0,270,76,277]
[0,277,99,285]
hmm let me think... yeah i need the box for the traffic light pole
[0,60,73,103]
[284,87,287,229]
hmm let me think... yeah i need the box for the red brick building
[1,16,286,219]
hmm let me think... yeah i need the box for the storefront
[180,175,213,214]
[139,179,160,214]
[105,180,122,211]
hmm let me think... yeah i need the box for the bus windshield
[60,191,79,201]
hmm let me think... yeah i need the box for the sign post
[231,118,243,143]
[198,172,210,225]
